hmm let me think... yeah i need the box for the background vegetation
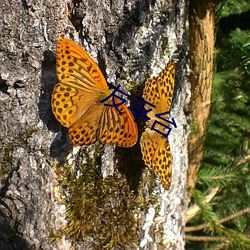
[186,1,250,249]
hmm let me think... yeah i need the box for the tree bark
[0,0,189,249]
[187,0,220,203]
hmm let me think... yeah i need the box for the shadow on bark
[116,142,145,191]
[0,210,32,250]
[39,49,73,161]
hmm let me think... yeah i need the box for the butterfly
[140,60,175,189]
[51,38,138,147]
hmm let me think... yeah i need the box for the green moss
[0,126,38,178]
[25,126,38,138]
[189,119,201,139]
[159,1,170,17]
[161,35,169,57]
[50,152,156,248]
[119,72,139,92]
[0,144,13,178]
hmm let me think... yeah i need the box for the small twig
[236,150,250,168]
[185,235,227,242]
[185,206,250,232]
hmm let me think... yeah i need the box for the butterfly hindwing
[98,98,138,147]
[140,129,172,190]
[52,83,79,128]
[68,120,99,146]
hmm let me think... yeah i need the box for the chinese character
[129,96,156,122]
[151,111,177,138]
[100,85,131,114]
[100,86,177,138]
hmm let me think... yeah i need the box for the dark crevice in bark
[0,78,8,94]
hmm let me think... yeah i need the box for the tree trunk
[0,0,189,249]
[187,0,220,203]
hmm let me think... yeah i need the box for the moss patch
[0,126,38,180]
[51,154,154,248]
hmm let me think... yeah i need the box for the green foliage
[187,1,250,249]
[197,165,239,188]
[218,0,250,17]
[192,189,224,233]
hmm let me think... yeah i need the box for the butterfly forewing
[143,60,175,114]
[56,38,108,92]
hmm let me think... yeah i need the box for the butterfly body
[52,38,138,147]
[140,61,175,190]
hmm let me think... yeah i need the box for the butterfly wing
[140,129,172,189]
[140,60,175,189]
[143,60,175,114]
[52,38,109,128]
[68,98,138,147]
[52,38,138,147]
[68,100,104,145]
[98,97,138,147]
[56,38,108,91]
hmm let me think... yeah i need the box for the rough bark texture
[0,0,189,249]
[187,0,219,203]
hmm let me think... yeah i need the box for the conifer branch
[186,187,219,222]
[185,206,250,232]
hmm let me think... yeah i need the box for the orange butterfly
[140,61,175,189]
[51,38,138,147]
